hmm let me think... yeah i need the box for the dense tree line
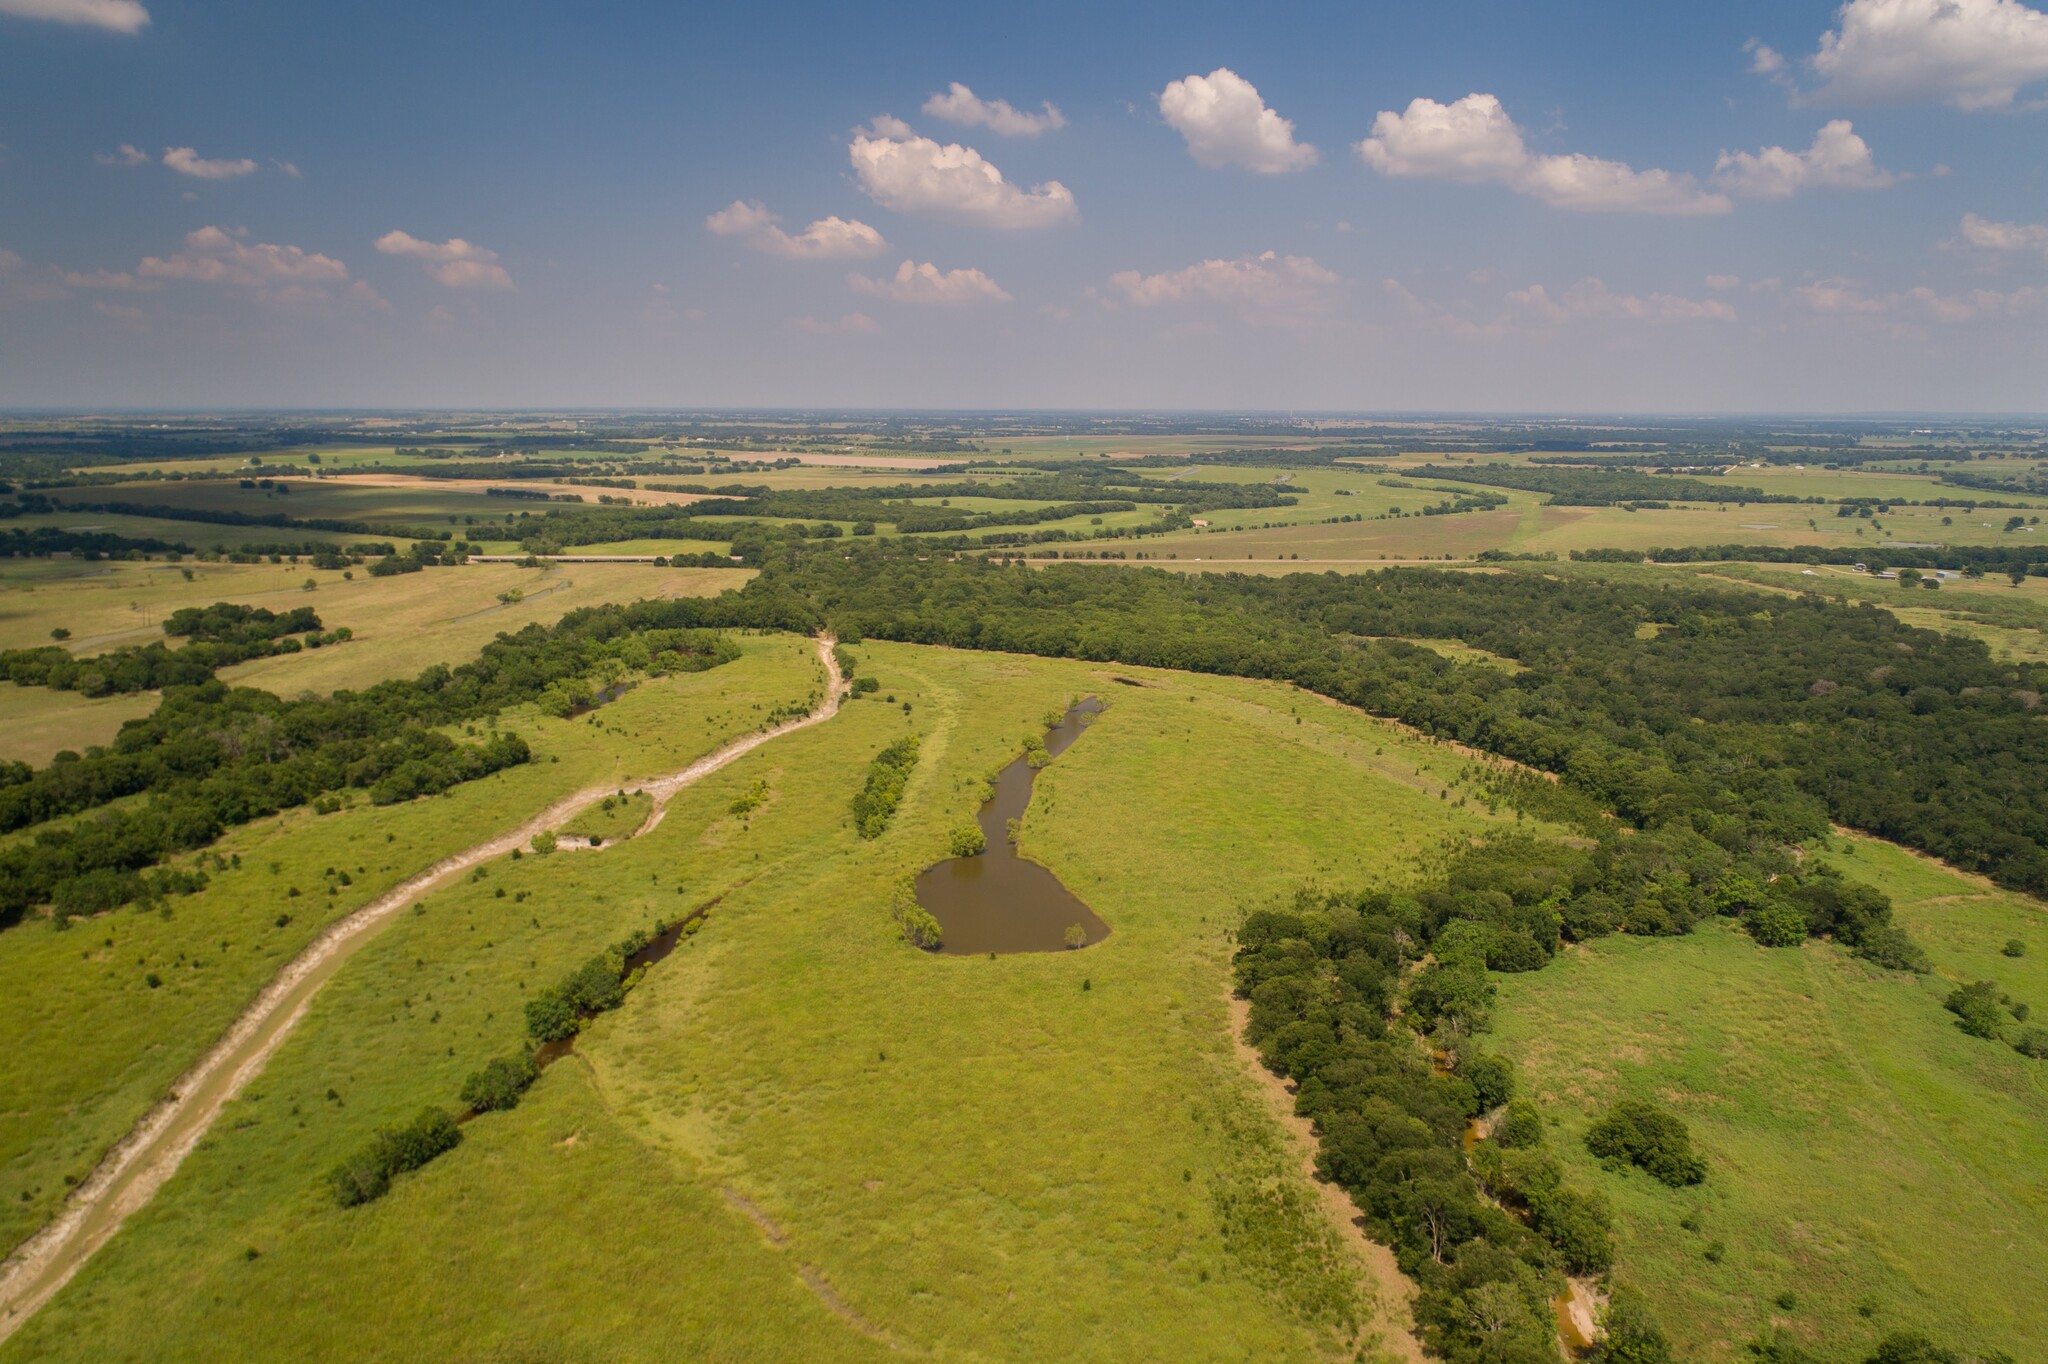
[0,527,193,558]
[1573,543,2048,577]
[1410,464,1798,506]
[0,604,341,696]
[48,497,453,543]
[729,547,2048,898]
[852,737,919,839]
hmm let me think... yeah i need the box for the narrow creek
[914,698,1110,955]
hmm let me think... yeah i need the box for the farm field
[0,641,1541,1362]
[0,685,157,766]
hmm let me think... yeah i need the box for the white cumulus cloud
[848,260,1012,305]
[1108,251,1340,316]
[1158,68,1317,173]
[108,226,350,307]
[374,230,514,289]
[1713,120,1897,198]
[923,82,1066,136]
[849,120,1077,228]
[162,146,258,180]
[1954,212,2048,255]
[1798,275,2048,324]
[95,143,149,168]
[703,200,886,258]
[1808,0,2048,110]
[1357,94,1730,215]
[0,0,148,32]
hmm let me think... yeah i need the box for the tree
[1590,1287,1672,1364]
[949,823,987,857]
[1865,1333,1962,1364]
[1064,924,1087,949]
[1585,1099,1707,1186]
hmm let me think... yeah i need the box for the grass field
[1488,846,2048,1363]
[0,558,750,703]
[0,641,1544,1362]
[0,685,158,766]
[0,634,823,1260]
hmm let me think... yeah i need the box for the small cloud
[1952,211,2048,257]
[348,279,391,312]
[0,0,149,33]
[95,143,149,168]
[1108,250,1339,318]
[1357,93,1730,215]
[1745,38,1792,85]
[1796,275,2047,327]
[703,200,886,258]
[0,247,22,275]
[849,259,1011,305]
[794,312,880,335]
[1713,120,1897,198]
[923,82,1066,136]
[374,229,514,289]
[1508,278,1737,324]
[273,160,302,178]
[162,146,259,180]
[1706,273,1743,291]
[1158,68,1317,173]
[849,120,1077,228]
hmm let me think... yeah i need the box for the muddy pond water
[915,698,1111,955]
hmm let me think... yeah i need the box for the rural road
[0,634,847,1344]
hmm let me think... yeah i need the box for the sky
[1,0,2046,413]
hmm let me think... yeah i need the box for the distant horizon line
[2,407,2046,423]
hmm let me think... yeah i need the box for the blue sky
[2,0,2045,411]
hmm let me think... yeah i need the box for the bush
[887,882,941,950]
[949,823,987,857]
[1495,1099,1545,1149]
[1865,1333,1963,1364]
[2010,1026,2048,1059]
[329,1107,461,1207]
[851,737,919,839]
[460,1052,540,1113]
[1744,900,1808,947]
[1944,980,2007,1040]
[1462,1053,1515,1111]
[2004,938,2027,958]
[1585,1099,1707,1186]
[1590,1285,1672,1364]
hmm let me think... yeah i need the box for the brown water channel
[915,698,1111,955]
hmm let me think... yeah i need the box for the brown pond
[915,698,1111,955]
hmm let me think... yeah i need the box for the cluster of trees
[0,604,342,696]
[459,1051,540,1112]
[524,920,667,1042]
[1233,864,1656,1364]
[1410,464,1799,506]
[851,737,919,839]
[0,527,192,558]
[0,598,750,927]
[743,548,2048,899]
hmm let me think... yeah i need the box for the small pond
[915,698,1111,955]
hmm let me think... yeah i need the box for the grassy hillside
[1487,846,2048,1362]
[2,643,1531,1362]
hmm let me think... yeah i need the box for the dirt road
[0,635,848,1343]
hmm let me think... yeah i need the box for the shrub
[1590,1285,1672,1364]
[1865,1333,1963,1364]
[1461,1053,1515,1111]
[1063,924,1087,949]
[949,823,987,857]
[1944,980,2007,1040]
[460,1052,540,1113]
[1494,1099,1544,1149]
[531,830,558,856]
[851,737,919,839]
[2004,939,2027,958]
[329,1107,461,1207]
[1743,900,1808,947]
[887,882,941,950]
[1585,1099,1707,1186]
[2010,1026,2048,1059]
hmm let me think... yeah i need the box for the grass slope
[3,643,1526,1362]
[1488,862,2048,1361]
